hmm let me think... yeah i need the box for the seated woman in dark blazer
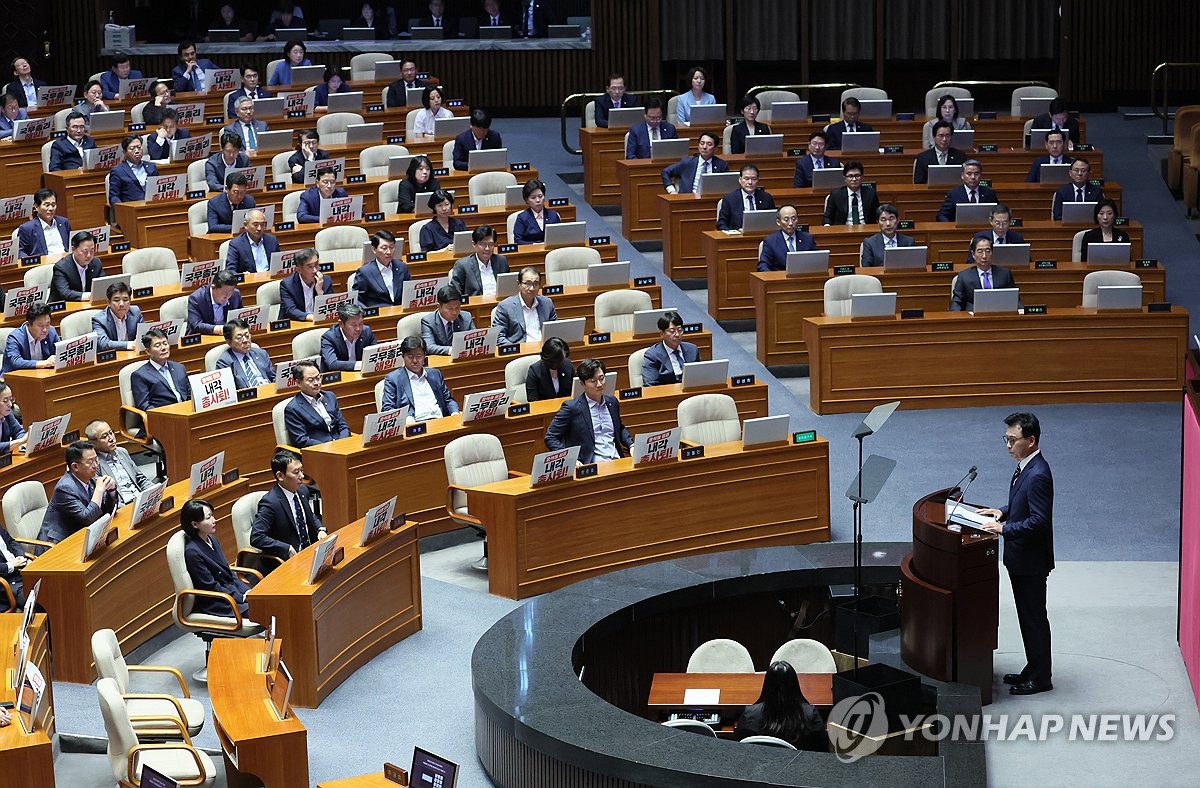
[180,499,252,617]
[287,129,329,184]
[313,67,351,107]
[419,188,467,252]
[1079,198,1130,262]
[525,337,574,402]
[397,155,441,213]
[729,95,771,155]
[512,179,562,245]
[734,661,829,752]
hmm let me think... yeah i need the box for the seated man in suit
[278,248,331,322]
[171,41,221,93]
[381,336,460,422]
[384,60,427,109]
[297,170,350,224]
[913,120,967,184]
[860,203,915,267]
[48,112,96,171]
[216,318,276,389]
[187,269,243,335]
[225,65,272,118]
[792,131,839,188]
[624,98,676,160]
[99,54,144,99]
[0,91,29,140]
[17,188,71,257]
[544,358,633,464]
[131,328,193,410]
[224,209,278,273]
[84,419,151,508]
[3,304,59,372]
[492,266,558,345]
[416,0,458,35]
[5,56,46,109]
[283,361,352,447]
[222,97,268,153]
[1032,97,1080,147]
[641,311,700,386]
[662,131,727,194]
[204,132,251,192]
[91,281,144,352]
[823,161,879,226]
[717,163,776,231]
[1051,159,1103,220]
[352,230,411,307]
[0,518,30,611]
[824,97,874,150]
[145,108,191,161]
[970,203,1026,262]
[320,302,377,371]
[108,135,159,205]
[479,0,513,30]
[525,337,573,402]
[757,204,816,272]
[729,95,771,155]
[1024,129,1074,182]
[250,449,326,564]
[593,73,636,128]
[288,129,329,184]
[449,225,509,297]
[50,231,104,302]
[208,172,256,235]
[937,160,997,222]
[180,498,251,614]
[452,108,504,170]
[951,236,1016,311]
[36,440,118,544]
[420,286,475,355]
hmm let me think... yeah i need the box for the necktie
[445,320,453,338]
[244,123,256,149]
[745,193,754,212]
[1011,465,1021,488]
[787,234,795,253]
[848,123,855,133]
[159,364,182,402]
[674,348,685,370]
[851,194,861,225]
[492,16,499,25]
[434,16,441,27]
[192,70,201,91]
[1076,187,1084,202]
[650,127,658,141]
[242,355,261,386]
[815,158,823,169]
[886,237,895,248]
[982,270,991,289]
[938,151,945,166]
[293,494,309,548]
[969,190,977,203]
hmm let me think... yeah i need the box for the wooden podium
[900,488,1000,704]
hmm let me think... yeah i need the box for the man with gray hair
[937,159,998,222]
[320,301,377,371]
[84,419,151,507]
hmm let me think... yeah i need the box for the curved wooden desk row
[303,378,767,535]
[702,221,1146,324]
[21,476,248,683]
[802,306,1189,414]
[0,613,55,784]
[751,259,1167,367]
[149,330,714,495]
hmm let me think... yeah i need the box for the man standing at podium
[979,412,1055,696]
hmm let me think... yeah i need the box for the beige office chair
[96,677,217,787]
[1,481,54,554]
[677,394,740,447]
[271,398,303,450]
[742,735,797,749]
[291,327,325,361]
[545,246,601,287]
[666,95,680,125]
[441,139,456,169]
[583,100,596,129]
[186,159,208,192]
[345,272,358,295]
[594,289,652,333]
[91,628,206,738]
[40,140,54,173]
[160,295,190,324]
[52,106,74,131]
[1082,270,1141,308]
[117,360,152,442]
[409,218,431,251]
[1022,118,1037,149]
[350,52,392,81]
[256,280,283,320]
[924,86,972,117]
[130,100,149,125]
[315,225,370,263]
[770,638,838,673]
[23,263,54,289]
[686,638,754,672]
[842,87,889,105]
[627,348,647,388]
[503,354,539,402]
[396,312,425,343]
[281,190,302,224]
[360,143,409,177]
[372,378,388,411]
[230,490,283,574]
[217,240,232,264]
[315,112,363,146]
[662,718,717,737]
[380,87,392,110]
[506,210,521,240]
[1070,229,1089,262]
[1011,86,1058,117]
[754,89,800,124]
[59,308,102,339]
[468,171,517,207]
[823,274,882,316]
[187,200,209,236]
[379,180,402,214]
[270,150,292,183]
[404,108,422,140]
[123,247,180,289]
[721,123,734,155]
[444,433,523,570]
[203,343,229,372]
[265,58,284,86]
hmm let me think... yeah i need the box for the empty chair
[468,171,517,207]
[662,718,717,737]
[627,347,647,388]
[96,677,217,786]
[187,200,209,235]
[23,263,54,289]
[594,289,652,333]
[842,87,889,104]
[924,86,972,117]
[741,735,797,749]
[281,190,302,224]
[823,274,882,316]
[503,354,539,401]
[1167,105,1200,193]
[60,308,102,339]
[360,143,409,177]
[123,247,180,289]
[317,112,364,145]
[545,246,601,287]
[445,433,518,570]
[686,638,754,673]
[1011,85,1058,117]
[396,312,425,343]
[770,638,838,673]
[379,180,401,214]
[677,394,740,447]
[315,225,370,263]
[350,52,392,81]
[159,295,190,324]
[91,628,206,738]
[1082,270,1141,308]
[1,481,54,554]
[292,327,325,360]
[186,159,207,192]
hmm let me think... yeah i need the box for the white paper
[683,688,720,705]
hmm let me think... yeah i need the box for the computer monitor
[207,29,241,43]
[650,138,689,160]
[741,210,777,235]
[90,273,132,303]
[1028,128,1053,149]
[413,191,435,216]
[688,104,726,125]
[951,129,975,149]
[86,110,125,133]
[586,261,630,288]
[840,131,881,152]
[343,27,377,41]
[407,86,426,106]
[768,101,809,122]
[857,99,892,118]
[549,24,581,38]
[1085,242,1132,265]
[252,97,286,118]
[256,129,295,152]
[990,243,1031,266]
[682,359,728,391]
[479,25,513,39]
[452,230,474,254]
[275,27,307,41]
[785,250,829,275]
[543,221,587,248]
[927,164,964,186]
[743,134,783,156]
[541,317,585,344]
[1060,201,1098,224]
[388,155,414,178]
[495,272,519,298]
[812,167,846,191]
[632,307,678,337]
[850,292,897,317]
[699,171,739,196]
[326,91,364,113]
[375,61,403,80]
[1039,163,1072,185]
[607,107,643,129]
[972,287,1020,313]
[953,98,975,116]
[288,65,325,86]
[435,115,470,138]
[505,183,526,208]
[742,414,790,447]
[410,747,460,788]
[411,26,444,40]
[1095,285,1143,310]
[883,245,928,270]
[1020,96,1054,117]
[955,202,998,226]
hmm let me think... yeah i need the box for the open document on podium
[945,501,999,531]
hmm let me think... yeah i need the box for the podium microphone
[946,466,978,524]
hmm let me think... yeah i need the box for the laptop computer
[413,191,435,216]
[326,91,364,113]
[883,245,928,270]
[457,18,480,38]
[743,134,783,156]
[1085,242,1132,265]
[453,230,474,254]
[255,129,294,152]
[1028,128,1053,149]
[549,24,581,38]
[90,273,132,303]
[699,171,739,196]
[954,202,997,226]
[543,221,587,248]
[1095,285,1143,310]
[479,25,513,39]
[541,317,586,344]
[951,129,974,149]
[1060,201,1098,224]
[288,65,325,86]
[850,292,897,317]
[972,287,1020,313]
[87,110,125,133]
[768,101,809,122]
[689,104,726,125]
[343,27,377,41]
[586,261,630,289]
[1039,163,1071,184]
[682,359,728,391]
[318,18,350,35]
[742,414,790,448]
[407,86,426,106]
[650,138,689,160]
[207,29,242,43]
[495,271,520,298]
[632,308,677,337]
[411,26,444,40]
[954,98,975,116]
[927,164,964,186]
[741,209,777,234]
[840,131,881,152]
[275,27,306,41]
[812,167,846,191]
[375,61,403,80]
[857,99,892,118]
[468,148,508,172]
[607,107,643,129]
[990,243,1031,266]
[388,155,414,178]
[1020,97,1054,117]
[571,371,617,399]
[436,116,471,138]
[252,97,286,118]
[138,765,179,788]
[785,250,829,275]
[345,122,384,145]
[505,184,526,209]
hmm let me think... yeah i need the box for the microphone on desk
[945,465,977,525]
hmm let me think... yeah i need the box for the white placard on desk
[24,412,72,456]
[449,326,499,361]
[189,367,237,413]
[229,165,268,192]
[268,249,298,277]
[53,333,97,370]
[361,338,405,374]
[359,496,398,546]
[318,195,363,226]
[146,173,186,202]
[314,291,353,321]
[400,275,447,312]
[303,156,346,185]
[188,451,225,496]
[460,388,511,423]
[11,117,52,142]
[682,688,721,705]
[227,304,266,332]
[181,260,220,289]
[130,481,167,528]
[632,426,680,467]
[170,132,213,162]
[0,238,16,269]
[0,194,34,224]
[530,446,580,487]
[172,102,206,126]
[2,285,47,319]
[362,408,406,446]
[79,224,111,253]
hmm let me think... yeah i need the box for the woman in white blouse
[412,85,454,141]
[675,66,716,126]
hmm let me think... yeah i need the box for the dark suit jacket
[224,230,280,274]
[204,152,252,192]
[1024,154,1074,183]
[624,121,678,160]
[593,93,637,128]
[1031,113,1081,146]
[1000,451,1055,576]
[823,119,875,150]
[0,411,27,454]
[420,310,475,355]
[792,154,839,188]
[186,286,243,335]
[936,185,999,222]
[544,393,633,464]
[298,186,349,224]
[728,121,771,155]
[912,147,967,184]
[968,229,1027,262]
[0,106,27,139]
[384,79,428,110]
[221,119,269,151]
[512,208,561,245]
[3,78,47,108]
[950,265,1017,311]
[145,128,191,161]
[396,176,441,213]
[287,148,329,184]
[520,0,555,37]
[642,341,700,386]
[249,483,322,560]
[823,186,880,226]
[226,86,273,118]
[90,305,144,351]
[525,360,574,402]
[419,217,467,252]
[284,390,351,447]
[319,324,377,371]
[717,187,776,231]
[278,272,332,321]
[36,471,118,544]
[381,367,459,420]
[50,255,104,301]
[662,155,729,194]
[353,260,412,307]
[416,14,458,36]
[3,326,60,372]
[207,193,257,234]
[449,253,509,296]
[171,59,222,92]
[183,534,249,616]
[452,128,504,170]
[49,135,97,171]
[1051,182,1104,221]
[1079,227,1131,262]
[108,160,159,204]
[215,346,275,389]
[99,69,145,99]
[492,294,558,345]
[758,230,816,271]
[16,216,71,257]
[860,232,914,267]
[131,360,193,410]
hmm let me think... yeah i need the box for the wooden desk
[318,774,395,788]
[0,614,55,784]
[702,221,1147,324]
[208,637,309,788]
[303,378,763,534]
[21,477,247,683]
[802,307,1189,415]
[647,671,834,710]
[0,248,134,295]
[247,518,422,708]
[752,261,1167,368]
[467,437,830,599]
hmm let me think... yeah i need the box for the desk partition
[0,614,55,783]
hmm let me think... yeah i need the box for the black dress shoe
[1009,680,1053,695]
[1002,673,1026,685]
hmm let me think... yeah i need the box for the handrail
[559,88,677,155]
[746,83,861,102]
[1151,62,1200,135]
[931,80,1051,89]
